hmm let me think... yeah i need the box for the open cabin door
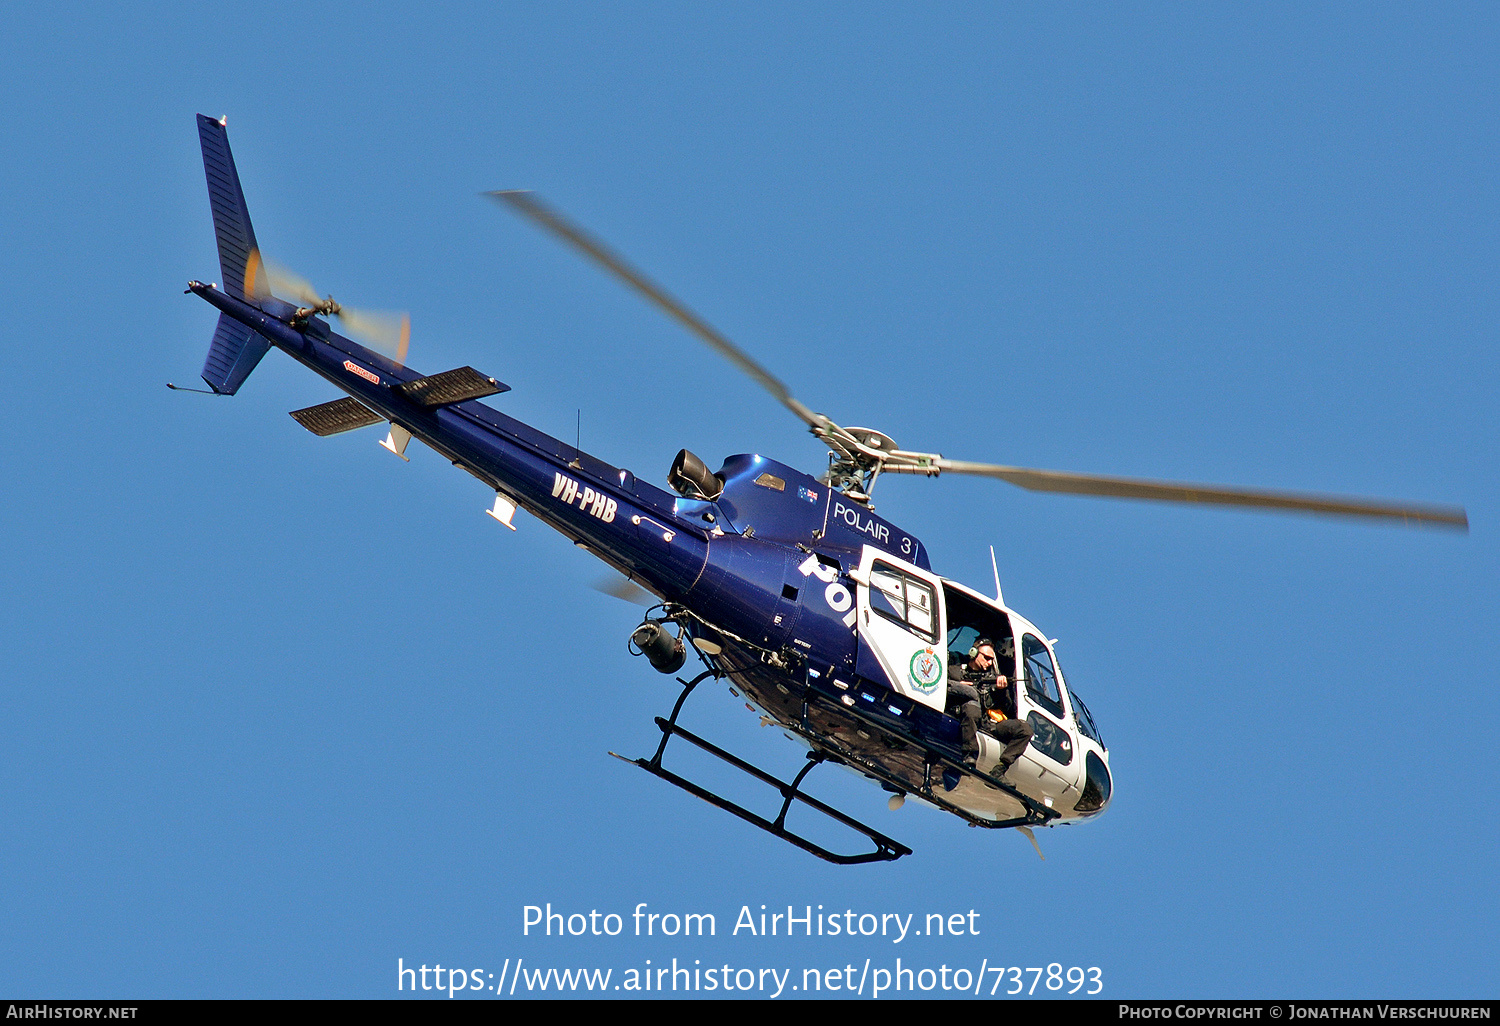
[851,545,949,712]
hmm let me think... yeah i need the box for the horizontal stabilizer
[290,397,383,436]
[394,366,508,408]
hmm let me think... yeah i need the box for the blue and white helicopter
[182,115,1467,864]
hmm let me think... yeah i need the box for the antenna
[990,545,1004,606]
[570,408,582,469]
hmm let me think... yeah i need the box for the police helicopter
[180,115,1468,865]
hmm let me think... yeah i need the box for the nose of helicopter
[1076,751,1112,816]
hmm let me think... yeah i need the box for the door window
[868,562,939,643]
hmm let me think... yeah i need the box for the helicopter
[181,114,1468,865]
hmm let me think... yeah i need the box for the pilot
[949,637,1033,776]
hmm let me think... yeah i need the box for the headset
[967,636,1013,660]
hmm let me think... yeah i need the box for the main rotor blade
[925,460,1469,530]
[590,575,657,607]
[489,190,823,430]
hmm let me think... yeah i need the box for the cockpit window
[1021,634,1065,718]
[868,562,938,643]
[1071,691,1105,749]
[1056,654,1104,750]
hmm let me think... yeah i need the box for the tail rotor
[264,258,411,366]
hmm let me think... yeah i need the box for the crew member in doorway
[949,638,1033,776]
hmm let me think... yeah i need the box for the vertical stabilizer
[196,114,269,302]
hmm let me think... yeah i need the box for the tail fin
[201,312,272,395]
[197,114,270,302]
[196,114,272,394]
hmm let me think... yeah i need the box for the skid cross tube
[774,752,825,831]
[611,674,911,865]
[644,669,717,768]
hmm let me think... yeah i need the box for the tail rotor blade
[262,257,411,366]
[338,308,411,366]
[264,259,324,307]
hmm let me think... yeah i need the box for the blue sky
[1,2,1495,999]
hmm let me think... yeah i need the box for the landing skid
[610,671,913,865]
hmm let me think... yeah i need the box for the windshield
[1071,691,1105,749]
